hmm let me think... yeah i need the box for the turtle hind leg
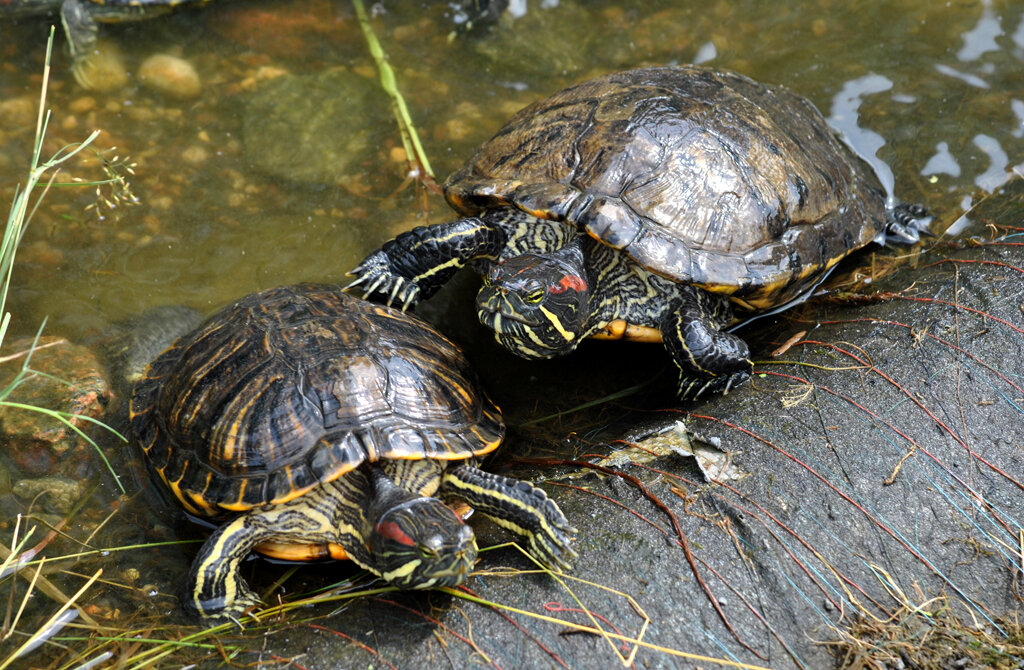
[661,287,752,400]
[881,203,932,245]
[442,464,576,571]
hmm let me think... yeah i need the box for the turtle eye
[420,536,442,559]
[524,290,545,304]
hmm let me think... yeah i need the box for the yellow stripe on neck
[539,306,576,342]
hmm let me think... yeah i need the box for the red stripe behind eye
[550,274,587,293]
[376,521,416,547]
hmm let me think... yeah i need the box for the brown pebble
[181,145,208,165]
[0,97,36,127]
[138,54,202,100]
[389,146,408,163]
[22,240,63,267]
[69,96,96,114]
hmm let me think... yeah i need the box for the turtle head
[476,245,590,359]
[369,497,477,589]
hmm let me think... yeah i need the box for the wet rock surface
[0,336,112,479]
[237,191,1023,669]
[13,476,88,514]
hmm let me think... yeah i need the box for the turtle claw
[532,490,577,570]
[526,511,577,572]
[678,368,752,400]
[184,583,263,623]
[880,203,932,246]
[530,531,577,572]
[344,251,421,311]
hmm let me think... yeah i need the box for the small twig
[882,445,917,486]
[352,0,439,190]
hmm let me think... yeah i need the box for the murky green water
[0,0,1022,666]
[2,0,1021,341]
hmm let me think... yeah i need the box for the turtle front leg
[441,464,576,571]
[60,0,99,61]
[185,513,268,622]
[347,217,507,309]
[60,0,112,90]
[661,286,752,400]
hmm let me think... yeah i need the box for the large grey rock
[226,184,1023,669]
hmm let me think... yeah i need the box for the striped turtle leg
[882,203,931,244]
[662,286,752,399]
[186,512,274,621]
[186,467,480,621]
[346,217,508,309]
[441,464,576,570]
[60,0,100,61]
[185,481,371,621]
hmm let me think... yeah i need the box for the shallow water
[0,0,1022,665]
[1,0,1022,341]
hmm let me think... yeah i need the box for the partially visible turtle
[450,0,508,32]
[1,0,208,86]
[128,284,575,620]
[348,65,929,399]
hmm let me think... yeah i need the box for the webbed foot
[678,368,752,400]
[881,203,932,245]
[346,249,421,310]
[663,287,753,401]
[444,465,577,572]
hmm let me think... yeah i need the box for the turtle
[128,283,575,620]
[1,0,207,86]
[347,65,929,399]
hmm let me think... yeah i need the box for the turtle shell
[130,284,503,519]
[444,65,888,311]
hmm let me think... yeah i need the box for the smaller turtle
[129,284,575,620]
[348,66,930,399]
[2,0,207,86]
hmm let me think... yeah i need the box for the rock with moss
[243,68,392,186]
[0,335,112,478]
[12,475,88,514]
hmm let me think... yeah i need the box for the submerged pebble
[13,476,87,514]
[243,68,390,185]
[0,96,36,128]
[138,55,202,100]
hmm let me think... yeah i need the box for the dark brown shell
[130,284,503,518]
[444,66,888,310]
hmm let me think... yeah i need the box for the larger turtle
[129,284,575,620]
[348,66,928,398]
